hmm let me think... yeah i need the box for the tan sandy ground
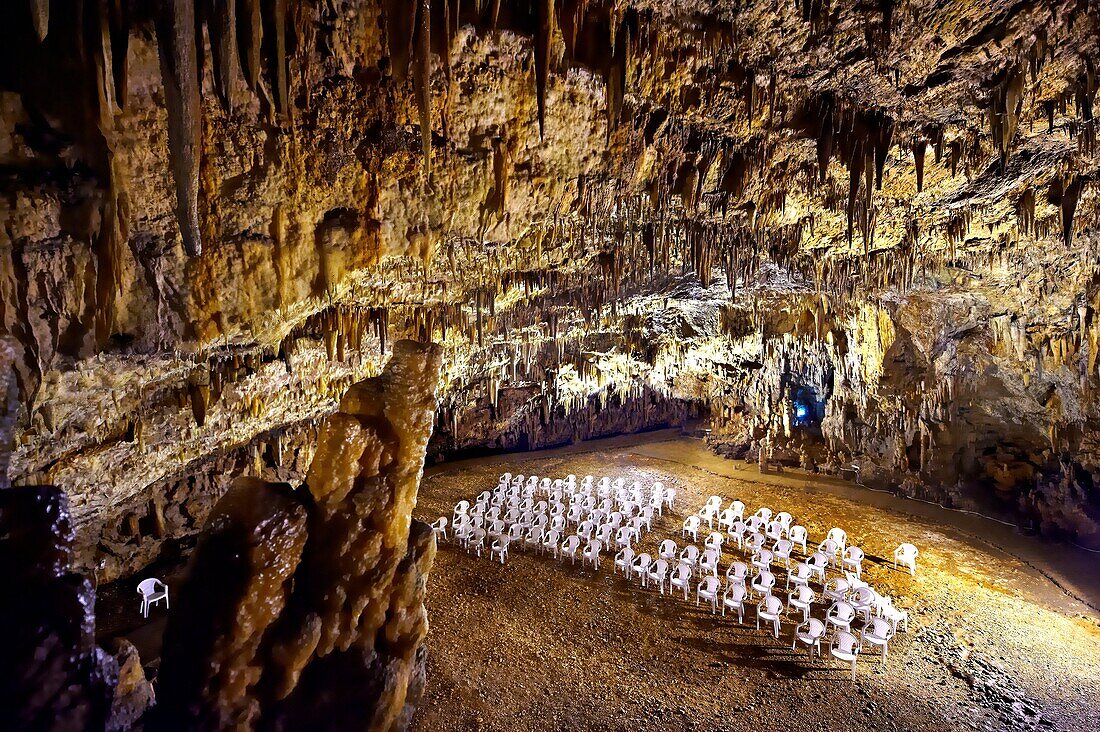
[411,433,1100,732]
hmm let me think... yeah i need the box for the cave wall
[0,0,1098,588]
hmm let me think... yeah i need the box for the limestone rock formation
[154,339,442,730]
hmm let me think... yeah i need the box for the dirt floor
[411,432,1100,732]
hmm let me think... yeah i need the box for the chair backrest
[433,517,447,529]
[775,539,792,555]
[564,535,580,551]
[730,500,745,515]
[845,546,864,561]
[826,578,849,594]
[763,595,784,614]
[651,559,669,577]
[731,520,747,536]
[727,561,748,579]
[867,617,892,638]
[806,618,826,638]
[828,527,848,545]
[706,495,723,508]
[702,548,719,565]
[701,576,720,593]
[681,545,699,561]
[137,578,160,596]
[455,500,470,514]
[634,553,652,570]
[776,511,793,527]
[821,538,838,554]
[794,585,814,603]
[684,515,700,529]
[617,546,635,562]
[706,532,723,546]
[725,582,746,602]
[756,507,773,521]
[896,543,918,559]
[755,548,773,563]
[853,586,876,604]
[790,525,807,541]
[757,571,775,588]
[767,520,783,536]
[546,529,561,544]
[831,601,855,620]
[586,540,602,555]
[833,631,859,653]
[659,539,676,555]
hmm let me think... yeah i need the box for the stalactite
[155,0,204,257]
[263,0,289,115]
[912,139,926,192]
[988,61,1026,168]
[535,0,554,138]
[238,0,263,90]
[207,0,242,110]
[29,0,48,41]
[414,0,432,174]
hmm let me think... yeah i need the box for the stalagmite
[154,0,204,256]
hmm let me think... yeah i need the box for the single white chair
[525,526,544,552]
[787,562,812,591]
[826,601,857,633]
[842,546,865,577]
[750,570,776,599]
[824,577,851,604]
[878,596,910,633]
[704,531,724,557]
[727,521,747,551]
[722,582,747,622]
[542,529,562,558]
[679,545,700,569]
[774,539,794,569]
[670,563,693,600]
[850,585,878,622]
[683,515,701,541]
[582,540,602,569]
[894,543,918,575]
[725,561,749,584]
[697,576,721,613]
[453,500,470,525]
[614,546,636,576]
[860,617,894,662]
[467,528,487,557]
[705,495,723,511]
[753,507,773,523]
[658,539,678,563]
[807,552,829,583]
[793,618,827,660]
[699,549,720,576]
[727,500,745,520]
[137,578,169,618]
[775,511,793,533]
[756,595,784,638]
[631,553,653,586]
[490,536,510,564]
[560,535,582,564]
[788,525,808,553]
[751,548,774,573]
[830,631,862,680]
[765,520,785,542]
[647,559,670,594]
[788,585,815,622]
[698,504,719,529]
[430,517,448,541]
[717,508,737,532]
[819,538,840,567]
[827,527,848,550]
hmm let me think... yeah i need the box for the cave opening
[1,1,1099,730]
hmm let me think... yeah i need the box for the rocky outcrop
[154,339,442,730]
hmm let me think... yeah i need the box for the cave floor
[412,432,1100,732]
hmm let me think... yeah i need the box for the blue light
[795,404,809,420]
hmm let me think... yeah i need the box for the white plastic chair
[830,631,861,680]
[722,582,747,622]
[774,539,794,569]
[753,507,773,523]
[699,548,720,576]
[717,508,737,532]
[679,545,700,568]
[658,539,678,563]
[467,528,486,557]
[860,617,894,662]
[850,586,878,622]
[878,596,910,633]
[490,536,510,564]
[826,601,857,633]
[787,562,811,591]
[793,618,826,660]
[682,515,701,541]
[827,527,848,550]
[542,529,562,558]
[819,538,840,567]
[697,504,719,529]
[788,525,808,553]
[756,595,784,638]
[525,526,544,552]
[894,543,918,575]
[697,576,721,613]
[614,525,634,550]
[727,521,747,551]
[788,585,815,622]
[842,546,865,577]
[453,500,470,525]
[670,563,693,600]
[751,548,774,573]
[614,546,636,576]
[430,517,448,541]
[750,570,776,599]
[807,552,829,583]
[137,578,169,618]
[775,511,793,533]
[582,540,602,569]
[664,487,677,509]
[631,553,653,586]
[824,577,851,604]
[704,532,724,557]
[765,520,784,542]
[725,561,748,584]
[560,535,581,564]
[727,500,745,521]
[647,559,670,594]
[705,495,723,511]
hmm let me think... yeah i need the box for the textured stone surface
[154,340,442,730]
